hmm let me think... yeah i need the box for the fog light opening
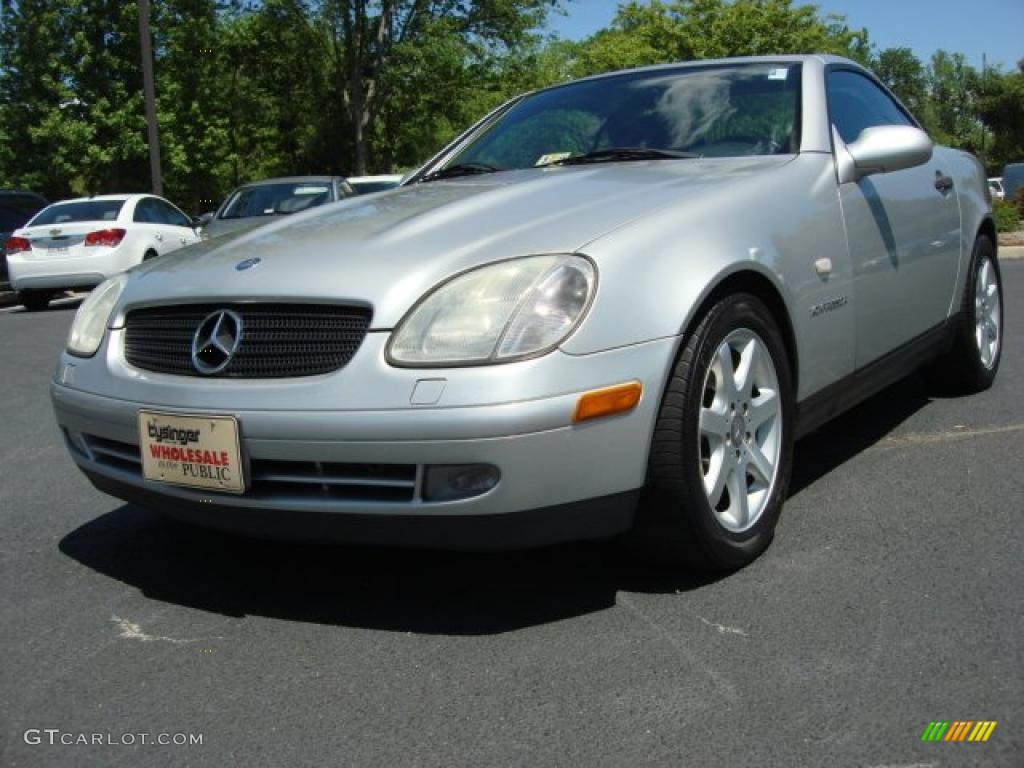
[423,464,501,502]
[62,428,91,460]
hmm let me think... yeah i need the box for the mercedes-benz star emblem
[191,310,243,375]
[235,258,261,271]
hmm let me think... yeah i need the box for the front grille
[80,435,417,503]
[123,303,372,378]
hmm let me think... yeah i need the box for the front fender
[562,153,855,402]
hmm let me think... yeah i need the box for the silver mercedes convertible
[52,55,1002,570]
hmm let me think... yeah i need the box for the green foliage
[992,199,1020,233]
[976,61,1024,172]
[573,0,871,76]
[873,47,928,118]
[924,50,982,151]
[1,0,1022,211]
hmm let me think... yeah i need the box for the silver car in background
[52,55,1001,571]
[199,176,356,240]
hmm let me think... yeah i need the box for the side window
[133,198,158,223]
[827,70,914,145]
[156,199,191,228]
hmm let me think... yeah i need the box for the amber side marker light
[574,381,643,423]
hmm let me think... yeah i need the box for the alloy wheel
[975,256,1001,370]
[698,329,782,532]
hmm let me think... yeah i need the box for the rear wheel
[18,290,52,312]
[630,293,795,571]
[142,249,159,262]
[931,234,1002,393]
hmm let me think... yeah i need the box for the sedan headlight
[66,273,129,357]
[388,254,596,366]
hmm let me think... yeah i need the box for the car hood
[124,157,794,328]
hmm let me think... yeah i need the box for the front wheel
[629,293,795,571]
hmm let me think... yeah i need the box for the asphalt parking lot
[1,265,1021,767]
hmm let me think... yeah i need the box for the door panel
[131,198,168,257]
[840,158,960,367]
[825,67,962,368]
[154,199,199,253]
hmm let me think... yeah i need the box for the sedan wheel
[631,293,794,571]
[18,290,52,312]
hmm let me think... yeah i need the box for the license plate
[48,245,68,254]
[138,411,244,494]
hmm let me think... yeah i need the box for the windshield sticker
[293,186,330,195]
[768,68,790,81]
[535,152,572,166]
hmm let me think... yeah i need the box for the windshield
[351,180,399,194]
[30,200,124,226]
[444,63,802,173]
[219,183,332,220]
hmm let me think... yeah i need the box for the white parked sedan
[5,194,199,311]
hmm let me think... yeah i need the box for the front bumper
[51,334,678,548]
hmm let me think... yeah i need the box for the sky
[547,0,1024,71]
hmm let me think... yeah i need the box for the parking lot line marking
[878,423,1024,450]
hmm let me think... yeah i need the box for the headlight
[388,254,596,366]
[66,273,129,357]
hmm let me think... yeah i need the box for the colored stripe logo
[921,721,997,742]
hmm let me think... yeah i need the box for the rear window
[30,200,125,226]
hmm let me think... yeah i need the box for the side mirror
[840,125,933,182]
[192,212,214,228]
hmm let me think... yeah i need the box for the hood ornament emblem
[235,257,261,271]
[192,310,243,375]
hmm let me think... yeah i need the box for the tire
[629,293,795,571]
[142,250,158,262]
[18,290,51,312]
[929,234,1002,393]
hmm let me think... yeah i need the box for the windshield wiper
[420,162,504,183]
[554,147,699,166]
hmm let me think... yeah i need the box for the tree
[0,0,84,196]
[873,47,927,119]
[976,60,1024,172]
[154,0,231,212]
[318,0,560,175]
[925,49,981,151]
[574,0,870,77]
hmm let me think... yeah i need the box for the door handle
[934,173,954,194]
[154,233,163,241]
[180,237,188,244]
